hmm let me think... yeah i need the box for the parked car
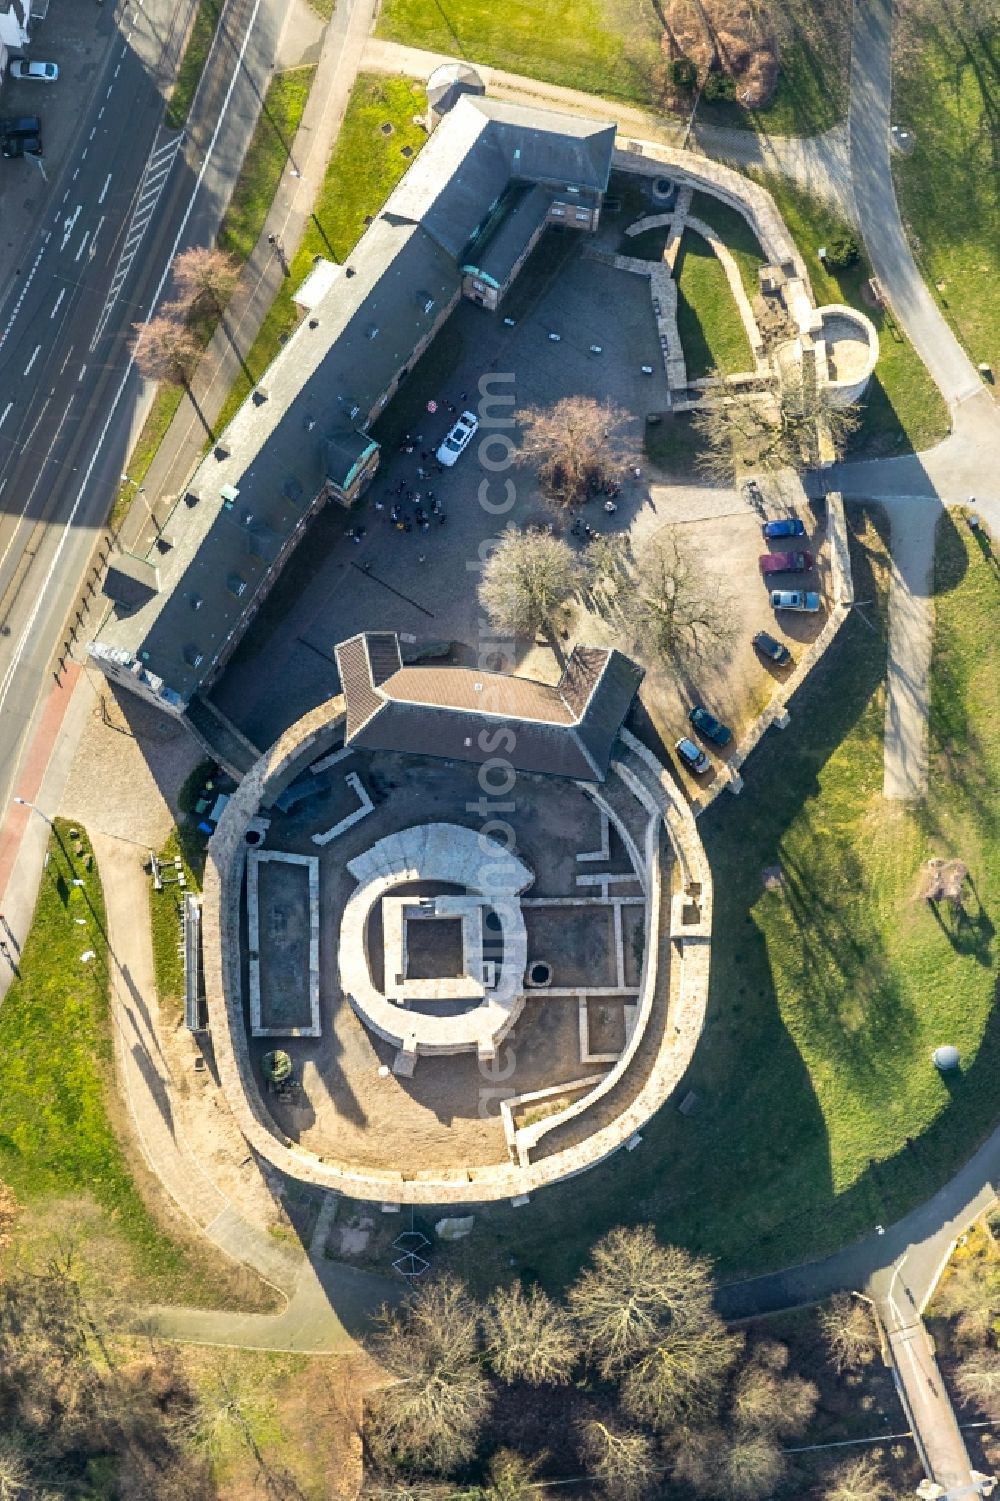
[752,630,792,666]
[688,705,732,746]
[0,114,42,138]
[762,516,806,540]
[675,737,710,775]
[2,132,42,158]
[436,410,479,467]
[9,59,59,82]
[759,550,814,575]
[771,589,821,613]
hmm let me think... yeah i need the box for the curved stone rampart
[201,696,715,1205]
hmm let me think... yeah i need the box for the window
[575,209,590,222]
[566,184,580,194]
[550,205,566,218]
[473,280,485,292]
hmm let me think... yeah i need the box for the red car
[759,550,814,575]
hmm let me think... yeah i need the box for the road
[0,0,283,828]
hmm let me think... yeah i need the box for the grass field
[697,35,846,137]
[219,67,315,263]
[165,0,221,130]
[214,75,428,434]
[754,174,950,457]
[0,822,261,1307]
[675,227,755,378]
[443,506,1000,1291]
[893,22,1000,385]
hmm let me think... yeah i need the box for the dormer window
[227,573,247,596]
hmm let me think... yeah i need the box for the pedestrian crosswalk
[89,127,183,352]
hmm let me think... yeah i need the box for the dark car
[759,550,814,575]
[675,737,710,775]
[753,630,792,666]
[762,516,806,540]
[688,705,733,746]
[0,114,42,137]
[2,133,42,158]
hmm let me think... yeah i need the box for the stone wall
[201,698,715,1206]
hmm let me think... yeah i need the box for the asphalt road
[0,0,282,818]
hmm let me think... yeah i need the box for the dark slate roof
[462,183,551,286]
[103,553,160,610]
[90,96,617,706]
[334,632,642,782]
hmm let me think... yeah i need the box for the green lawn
[754,174,950,457]
[697,33,847,137]
[442,507,1000,1291]
[0,823,248,1304]
[376,0,661,107]
[893,22,1000,386]
[165,0,221,130]
[675,227,755,378]
[214,75,428,434]
[219,67,315,263]
[688,190,766,299]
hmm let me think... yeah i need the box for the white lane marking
[59,344,74,375]
[74,231,90,263]
[77,363,88,383]
[0,0,268,733]
[50,288,66,319]
[114,63,121,76]
[89,215,106,261]
[98,106,105,119]
[98,173,112,204]
[61,205,82,250]
[72,168,79,181]
[43,231,51,245]
[23,345,41,375]
[0,402,12,429]
[90,129,183,349]
[106,84,112,97]
[0,239,48,351]
[89,127,96,141]
[61,188,69,203]
[81,148,88,161]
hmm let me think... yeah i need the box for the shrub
[672,57,697,89]
[703,70,737,102]
[825,233,860,270]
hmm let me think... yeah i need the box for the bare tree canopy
[516,397,639,510]
[731,1344,818,1438]
[568,1226,719,1377]
[822,1453,896,1501]
[366,1277,491,1474]
[621,1313,743,1429]
[483,1283,579,1386]
[478,526,584,644]
[579,1419,659,1501]
[673,1425,786,1500]
[475,1448,549,1500]
[954,1345,1000,1417]
[131,316,200,387]
[818,1294,880,1374]
[691,371,861,482]
[172,246,239,313]
[623,530,736,670]
[936,1256,1000,1347]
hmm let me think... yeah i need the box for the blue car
[762,516,806,540]
[771,589,821,613]
[688,705,732,746]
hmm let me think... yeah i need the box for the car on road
[759,550,814,575]
[770,589,821,613]
[436,410,479,467]
[2,132,42,157]
[0,114,42,138]
[675,737,710,775]
[752,630,792,666]
[9,59,59,82]
[762,516,806,540]
[688,705,732,746]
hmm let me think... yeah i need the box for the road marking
[114,63,121,77]
[98,173,112,204]
[0,403,12,430]
[89,215,106,262]
[81,148,88,161]
[43,231,51,245]
[89,127,96,141]
[106,85,113,98]
[50,288,65,319]
[77,363,87,383]
[98,106,105,120]
[60,205,82,250]
[74,231,90,263]
[61,188,69,203]
[72,168,79,181]
[0,241,48,352]
[58,344,74,375]
[23,345,41,376]
[90,128,183,350]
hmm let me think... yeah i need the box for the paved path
[361,37,855,215]
[881,495,939,800]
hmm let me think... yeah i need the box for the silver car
[9,59,59,82]
[436,410,479,467]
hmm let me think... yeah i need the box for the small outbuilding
[426,62,485,130]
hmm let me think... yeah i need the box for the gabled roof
[334,633,642,782]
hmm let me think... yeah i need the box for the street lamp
[13,796,52,826]
[121,473,161,535]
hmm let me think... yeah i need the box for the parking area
[210,230,829,791]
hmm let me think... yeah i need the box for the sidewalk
[121,0,377,553]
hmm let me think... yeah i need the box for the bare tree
[0,1438,30,1501]
[691,371,861,483]
[172,246,239,314]
[516,397,639,510]
[623,530,736,670]
[822,1453,895,1501]
[131,316,200,387]
[366,1277,491,1474]
[936,1257,1000,1346]
[818,1294,880,1374]
[621,1313,743,1429]
[478,526,584,652]
[568,1227,718,1377]
[731,1341,818,1437]
[579,1419,659,1501]
[361,1482,453,1501]
[483,1283,579,1386]
[194,1354,272,1466]
[673,1426,786,1500]
[476,1449,548,1500]
[954,1345,1000,1417]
